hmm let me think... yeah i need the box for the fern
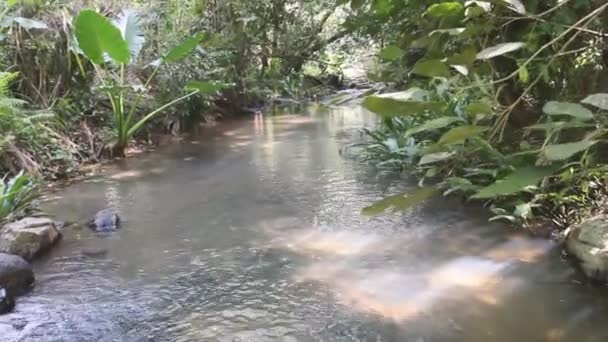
[0,72,19,97]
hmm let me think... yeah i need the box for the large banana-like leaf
[543,140,597,161]
[114,9,145,60]
[471,166,557,199]
[362,92,443,117]
[164,34,206,63]
[74,10,130,64]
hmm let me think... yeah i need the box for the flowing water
[2,104,608,341]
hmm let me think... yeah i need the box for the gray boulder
[566,215,608,280]
[88,209,121,232]
[0,287,15,315]
[0,217,61,260]
[0,253,34,296]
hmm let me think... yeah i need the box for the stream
[2,104,608,341]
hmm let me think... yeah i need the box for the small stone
[566,215,608,281]
[88,209,121,232]
[0,217,60,260]
[0,253,34,296]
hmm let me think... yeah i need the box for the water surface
[2,105,608,341]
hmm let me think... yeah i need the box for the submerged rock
[88,209,121,232]
[0,287,15,315]
[0,253,34,296]
[567,216,608,281]
[0,217,61,260]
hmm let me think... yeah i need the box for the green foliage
[472,167,557,200]
[72,9,206,156]
[0,171,39,223]
[356,0,608,227]
[74,10,130,64]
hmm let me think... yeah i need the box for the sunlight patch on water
[286,228,555,321]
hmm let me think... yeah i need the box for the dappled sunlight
[484,237,553,263]
[271,115,318,125]
[109,170,145,180]
[295,256,510,321]
[273,228,387,256]
[286,227,555,322]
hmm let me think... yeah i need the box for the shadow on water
[3,105,608,341]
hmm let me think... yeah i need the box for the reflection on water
[2,105,608,341]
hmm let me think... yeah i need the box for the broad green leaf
[543,140,597,161]
[372,0,393,13]
[438,125,487,145]
[164,34,205,63]
[581,93,608,111]
[362,187,438,216]
[476,42,525,60]
[526,121,595,131]
[418,152,455,165]
[427,2,464,17]
[362,93,442,117]
[412,59,450,78]
[380,45,404,61]
[542,101,594,120]
[185,81,226,94]
[465,102,493,116]
[363,98,442,117]
[74,10,130,64]
[405,117,463,136]
[472,166,557,199]
[447,47,478,66]
[114,9,145,59]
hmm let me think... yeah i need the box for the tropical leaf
[542,101,594,120]
[447,47,477,66]
[418,151,455,165]
[405,117,463,136]
[476,42,525,60]
[412,59,450,77]
[362,187,438,216]
[526,121,595,131]
[465,102,493,116]
[74,10,130,64]
[114,9,145,60]
[471,166,557,199]
[438,125,487,145]
[362,94,442,117]
[427,2,464,17]
[380,45,404,61]
[581,93,608,111]
[164,33,205,63]
[543,140,597,161]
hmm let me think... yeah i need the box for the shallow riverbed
[2,105,608,341]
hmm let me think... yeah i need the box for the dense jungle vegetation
[0,0,607,232]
